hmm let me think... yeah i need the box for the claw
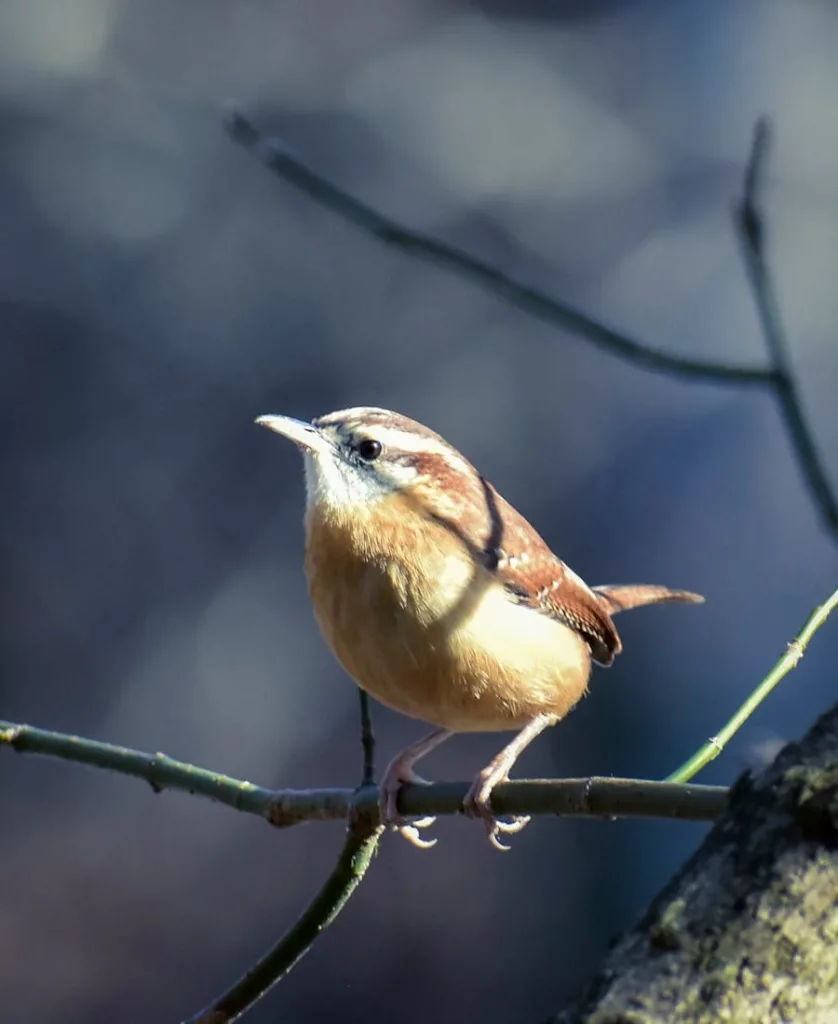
[488,826,512,852]
[399,819,438,849]
[408,815,438,830]
[461,714,556,849]
[379,767,438,848]
[494,815,531,835]
[377,727,452,850]
[483,814,531,850]
[463,770,532,850]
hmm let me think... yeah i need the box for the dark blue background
[1,1,837,1021]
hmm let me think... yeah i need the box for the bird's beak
[255,414,332,456]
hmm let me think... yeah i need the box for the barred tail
[593,584,704,616]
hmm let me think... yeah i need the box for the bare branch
[227,110,838,542]
[357,688,376,787]
[182,820,382,1024]
[225,110,776,387]
[667,584,838,782]
[181,659,383,1021]
[0,722,726,825]
[734,117,838,534]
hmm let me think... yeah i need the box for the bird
[257,406,703,849]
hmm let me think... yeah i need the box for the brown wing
[415,461,700,666]
[480,481,623,666]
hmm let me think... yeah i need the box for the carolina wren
[257,407,702,849]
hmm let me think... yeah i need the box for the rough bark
[554,702,838,1024]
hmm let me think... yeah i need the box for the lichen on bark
[554,703,838,1024]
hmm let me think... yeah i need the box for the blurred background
[1,1,837,1020]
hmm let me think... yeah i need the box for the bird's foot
[379,759,437,849]
[463,769,531,851]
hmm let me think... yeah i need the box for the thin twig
[666,584,838,783]
[227,110,838,542]
[182,681,382,1020]
[0,724,276,813]
[225,110,776,387]
[183,819,381,1024]
[733,117,838,535]
[358,688,375,786]
[0,722,726,824]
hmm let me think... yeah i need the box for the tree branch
[226,110,838,543]
[181,657,384,1021]
[225,111,775,387]
[0,722,726,826]
[357,687,376,787]
[0,718,723,1023]
[554,698,838,1023]
[182,819,382,1024]
[666,584,838,783]
[733,117,838,535]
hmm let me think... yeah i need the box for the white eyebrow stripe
[318,406,392,423]
[313,407,474,476]
[316,407,397,431]
[362,425,473,473]
[362,425,448,453]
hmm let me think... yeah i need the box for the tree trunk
[554,703,838,1024]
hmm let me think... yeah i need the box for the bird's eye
[356,438,382,462]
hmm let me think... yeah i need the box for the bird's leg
[379,726,453,849]
[463,713,558,851]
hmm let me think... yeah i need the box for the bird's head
[256,407,477,517]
